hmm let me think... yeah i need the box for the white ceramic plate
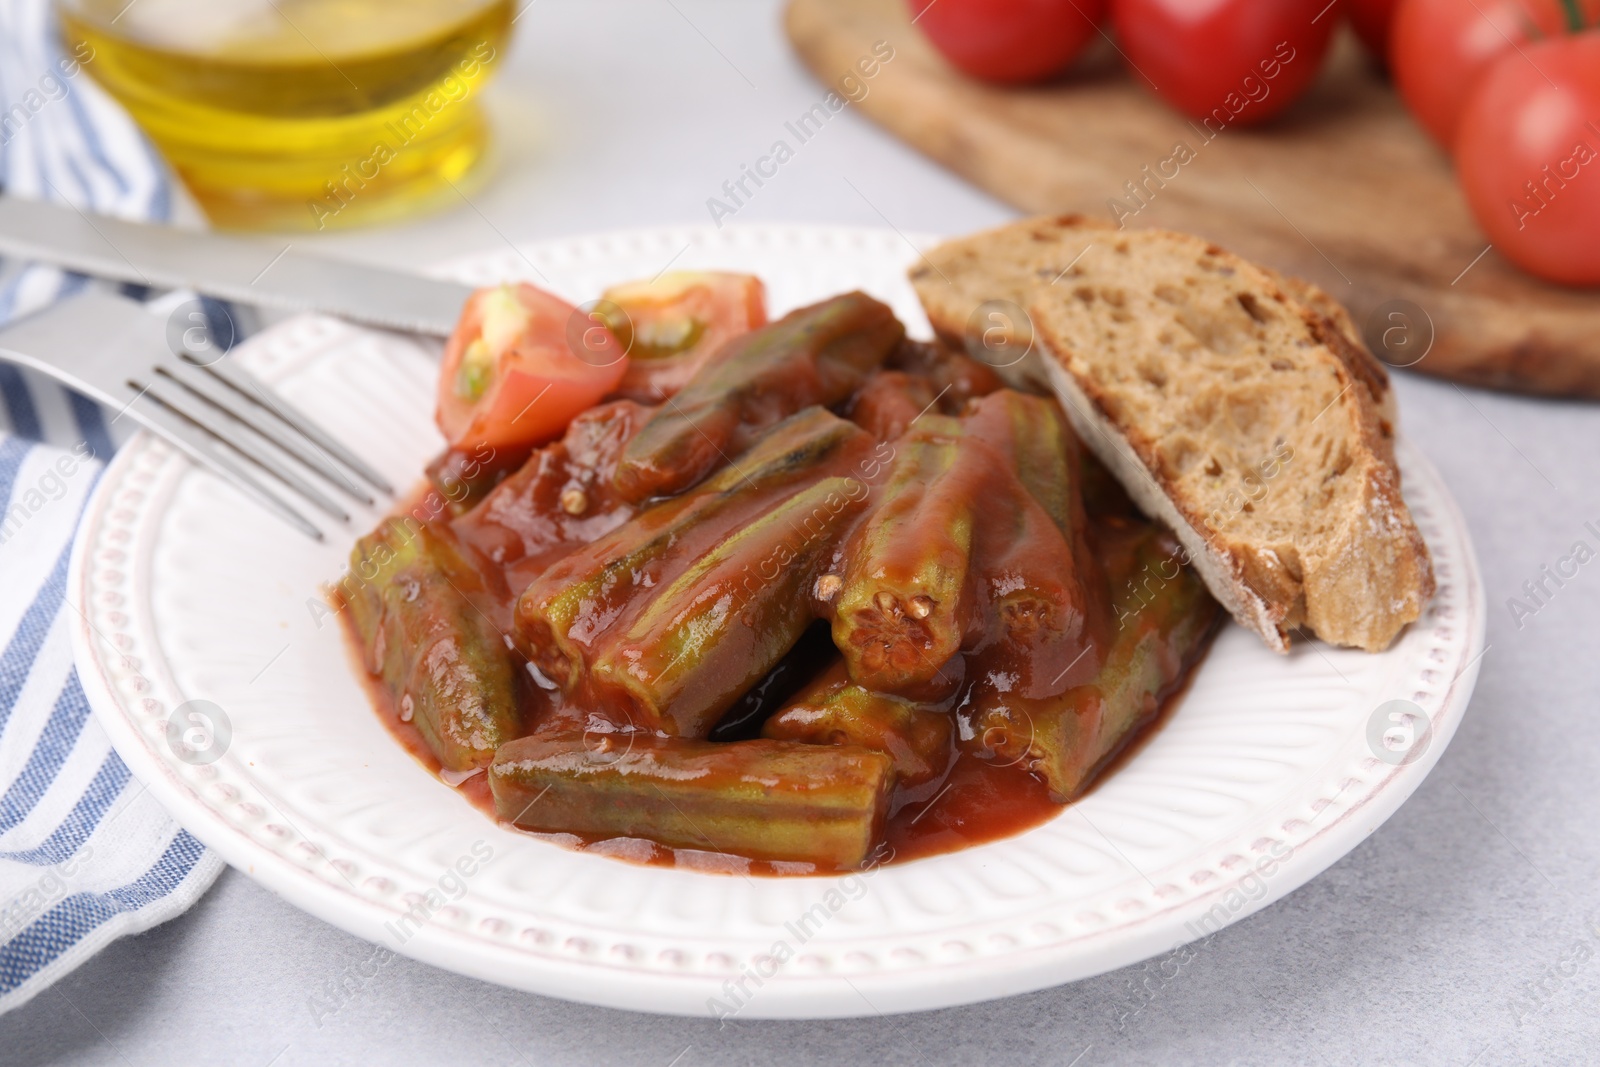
[70,225,1484,1019]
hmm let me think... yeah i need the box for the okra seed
[874,590,899,615]
[814,573,843,601]
[907,595,935,619]
[560,488,588,515]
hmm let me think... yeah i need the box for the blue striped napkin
[0,0,224,1015]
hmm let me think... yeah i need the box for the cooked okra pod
[963,390,1108,694]
[763,661,954,787]
[343,519,521,772]
[826,415,981,701]
[962,526,1220,800]
[490,731,895,870]
[591,475,868,737]
[964,390,1081,534]
[452,399,653,577]
[515,410,870,714]
[612,292,904,501]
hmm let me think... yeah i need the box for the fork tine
[155,360,375,505]
[124,388,324,541]
[136,374,352,523]
[202,359,395,495]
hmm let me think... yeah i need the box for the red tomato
[437,283,627,453]
[907,0,1108,84]
[600,272,767,402]
[1109,0,1342,126]
[1455,34,1600,285]
[1349,0,1402,59]
[1390,0,1599,147]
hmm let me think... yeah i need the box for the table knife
[0,196,476,336]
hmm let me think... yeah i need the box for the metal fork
[0,291,391,540]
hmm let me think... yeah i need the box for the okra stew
[338,273,1222,875]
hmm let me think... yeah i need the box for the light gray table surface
[6,2,1600,1063]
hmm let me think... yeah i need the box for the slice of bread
[911,215,1434,653]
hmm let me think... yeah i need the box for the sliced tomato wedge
[437,283,628,452]
[599,271,767,402]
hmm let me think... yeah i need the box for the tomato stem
[1558,0,1586,32]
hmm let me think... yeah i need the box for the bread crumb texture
[912,215,1435,653]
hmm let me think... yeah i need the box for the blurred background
[45,0,1011,250]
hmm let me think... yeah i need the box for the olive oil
[58,0,514,230]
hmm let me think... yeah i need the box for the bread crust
[911,215,1435,653]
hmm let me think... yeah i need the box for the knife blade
[0,196,477,336]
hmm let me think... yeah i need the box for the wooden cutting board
[786,0,1600,398]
